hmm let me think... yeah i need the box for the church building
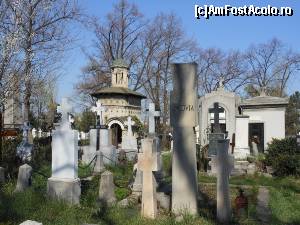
[91,59,146,147]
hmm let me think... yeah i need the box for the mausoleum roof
[240,95,289,108]
[91,87,146,99]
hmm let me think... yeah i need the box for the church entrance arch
[108,119,124,148]
[110,123,122,147]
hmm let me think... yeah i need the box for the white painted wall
[244,107,286,148]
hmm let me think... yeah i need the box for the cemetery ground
[0,151,299,225]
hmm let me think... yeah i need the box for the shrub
[265,137,300,177]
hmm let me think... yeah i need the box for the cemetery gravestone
[121,116,138,160]
[148,103,160,135]
[47,98,80,204]
[82,129,97,165]
[216,139,232,223]
[19,220,43,225]
[98,171,116,206]
[94,150,105,173]
[170,63,198,215]
[138,138,159,219]
[15,164,32,192]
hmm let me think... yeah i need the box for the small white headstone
[15,164,32,192]
[148,103,160,135]
[19,220,42,225]
[98,171,116,205]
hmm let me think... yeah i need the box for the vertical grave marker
[170,63,198,215]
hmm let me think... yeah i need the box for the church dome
[111,58,129,69]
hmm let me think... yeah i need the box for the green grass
[1,158,299,225]
[269,187,300,225]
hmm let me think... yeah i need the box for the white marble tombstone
[32,128,37,139]
[100,128,117,165]
[82,129,97,164]
[14,164,32,192]
[138,138,159,219]
[47,98,80,204]
[121,116,138,160]
[148,103,160,135]
[234,115,250,159]
[170,63,198,215]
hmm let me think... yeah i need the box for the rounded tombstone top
[111,58,129,69]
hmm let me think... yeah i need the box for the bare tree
[137,13,196,128]
[76,0,145,96]
[245,38,300,97]
[8,0,80,123]
[196,48,250,95]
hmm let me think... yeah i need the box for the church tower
[111,58,129,88]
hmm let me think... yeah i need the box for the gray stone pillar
[170,63,198,215]
[98,171,116,206]
[217,139,231,223]
[15,164,32,192]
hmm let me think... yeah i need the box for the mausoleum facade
[198,84,288,159]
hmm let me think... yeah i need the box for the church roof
[91,87,146,99]
[111,58,129,69]
[240,95,289,108]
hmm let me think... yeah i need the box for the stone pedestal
[15,164,32,192]
[99,128,117,165]
[170,63,198,215]
[217,139,232,223]
[47,178,81,204]
[234,116,250,159]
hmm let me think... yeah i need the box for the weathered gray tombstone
[170,63,198,215]
[98,171,116,206]
[208,102,232,223]
[132,168,143,195]
[216,139,232,223]
[19,220,42,225]
[15,164,32,192]
[0,167,5,184]
[137,138,159,219]
[94,151,105,173]
[47,98,80,204]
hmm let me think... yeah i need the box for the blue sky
[58,0,300,100]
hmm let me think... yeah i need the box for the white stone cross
[91,102,106,125]
[60,98,73,129]
[137,138,158,219]
[32,128,37,138]
[148,103,160,135]
[125,116,135,137]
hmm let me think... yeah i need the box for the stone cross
[137,138,158,219]
[91,102,106,125]
[148,103,160,135]
[32,128,37,138]
[218,77,225,90]
[209,102,224,133]
[125,116,135,137]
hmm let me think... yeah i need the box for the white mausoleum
[198,84,288,159]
